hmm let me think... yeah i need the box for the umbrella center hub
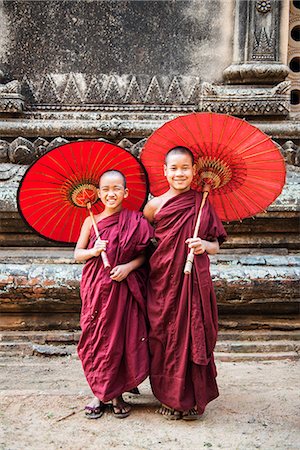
[195,157,232,189]
[70,184,99,207]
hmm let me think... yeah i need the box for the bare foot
[111,395,131,418]
[182,407,201,421]
[84,396,106,419]
[156,404,181,420]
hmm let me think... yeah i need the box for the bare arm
[110,254,146,282]
[143,197,160,224]
[185,238,220,255]
[74,217,107,262]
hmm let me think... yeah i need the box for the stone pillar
[223,0,289,84]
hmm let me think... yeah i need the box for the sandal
[110,403,131,419]
[156,404,181,420]
[84,402,106,419]
[182,407,201,421]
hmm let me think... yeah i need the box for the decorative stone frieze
[201,81,290,116]
[23,73,202,107]
[0,72,24,114]
[0,136,299,168]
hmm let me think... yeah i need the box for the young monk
[75,170,153,419]
[143,147,227,420]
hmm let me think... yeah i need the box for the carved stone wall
[0,0,299,332]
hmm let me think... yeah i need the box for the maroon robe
[148,189,227,413]
[78,208,153,402]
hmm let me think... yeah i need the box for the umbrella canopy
[18,140,148,243]
[140,112,286,222]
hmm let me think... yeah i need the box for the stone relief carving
[0,136,148,166]
[201,81,290,116]
[0,70,24,114]
[23,73,202,107]
[282,141,300,167]
[252,28,275,61]
[223,0,289,84]
[255,0,272,14]
[0,136,298,169]
[19,72,292,117]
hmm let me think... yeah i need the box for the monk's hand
[110,264,130,282]
[185,237,207,255]
[91,239,108,257]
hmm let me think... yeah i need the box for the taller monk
[143,147,227,420]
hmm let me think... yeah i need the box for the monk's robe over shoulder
[148,189,227,414]
[78,208,153,402]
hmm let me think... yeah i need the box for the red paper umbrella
[140,112,286,222]
[18,141,149,244]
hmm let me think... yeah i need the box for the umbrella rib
[194,113,210,154]
[221,119,245,151]
[84,141,95,180]
[33,201,70,233]
[177,115,203,152]
[68,207,81,242]
[218,192,229,222]
[223,192,242,221]
[236,137,272,155]
[237,186,268,212]
[50,203,75,239]
[89,143,107,177]
[57,144,81,181]
[229,189,253,217]
[231,128,263,153]
[242,148,283,159]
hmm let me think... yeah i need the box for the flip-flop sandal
[182,408,201,421]
[110,403,131,419]
[84,403,106,419]
[156,404,182,420]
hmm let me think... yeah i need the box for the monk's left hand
[110,264,130,282]
[185,237,207,255]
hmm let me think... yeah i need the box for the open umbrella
[140,112,286,273]
[18,140,149,267]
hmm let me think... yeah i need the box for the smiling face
[164,151,196,193]
[98,171,128,212]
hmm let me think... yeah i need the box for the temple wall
[0,0,299,331]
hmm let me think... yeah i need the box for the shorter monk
[75,170,153,419]
[144,147,227,420]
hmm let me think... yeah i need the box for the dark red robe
[148,189,227,414]
[78,208,153,402]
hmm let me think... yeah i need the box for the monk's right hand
[91,239,108,257]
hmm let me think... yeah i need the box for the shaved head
[165,147,194,165]
[99,170,127,188]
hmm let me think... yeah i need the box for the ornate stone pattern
[0,136,145,165]
[201,81,290,116]
[223,0,288,84]
[0,71,25,114]
[252,28,275,61]
[255,0,272,14]
[251,0,278,61]
[22,73,202,107]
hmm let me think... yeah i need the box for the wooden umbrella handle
[86,202,111,269]
[184,187,210,275]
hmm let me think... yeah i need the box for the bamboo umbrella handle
[184,187,210,275]
[86,202,111,269]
